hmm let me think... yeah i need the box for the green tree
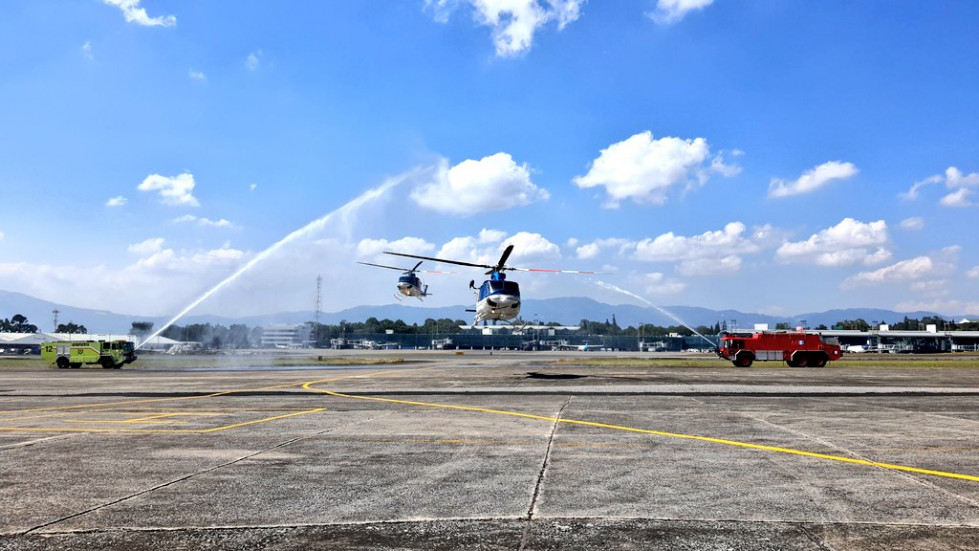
[56,322,88,334]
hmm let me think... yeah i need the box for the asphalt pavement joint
[520,396,572,550]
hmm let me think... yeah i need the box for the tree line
[4,311,977,347]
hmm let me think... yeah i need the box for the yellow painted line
[198,408,326,433]
[304,382,979,483]
[0,368,410,415]
[64,412,224,425]
[0,408,326,434]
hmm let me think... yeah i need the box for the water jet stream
[137,177,403,350]
[595,280,717,348]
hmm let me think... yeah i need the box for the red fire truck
[716,331,843,367]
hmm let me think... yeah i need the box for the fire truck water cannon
[716,331,843,368]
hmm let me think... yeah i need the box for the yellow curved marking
[0,369,408,416]
[303,382,979,483]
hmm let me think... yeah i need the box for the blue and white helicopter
[357,260,449,301]
[385,244,595,325]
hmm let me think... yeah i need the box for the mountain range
[2,290,974,335]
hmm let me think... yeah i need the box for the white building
[261,323,313,348]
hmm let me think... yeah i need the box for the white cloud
[356,237,435,259]
[81,41,94,60]
[575,238,632,260]
[105,196,127,207]
[137,172,200,207]
[503,231,562,261]
[173,215,236,228]
[899,217,925,230]
[411,154,548,216]
[249,183,258,192]
[432,229,561,268]
[776,218,890,267]
[0,231,5,241]
[841,256,936,289]
[768,161,858,198]
[939,187,974,207]
[573,131,737,208]
[103,0,176,27]
[428,0,584,57]
[127,237,165,255]
[643,272,687,295]
[649,0,714,25]
[632,222,778,275]
[188,70,206,81]
[900,166,979,206]
[246,51,262,71]
[967,266,979,279]
[134,244,244,272]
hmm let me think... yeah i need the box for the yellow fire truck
[41,340,138,369]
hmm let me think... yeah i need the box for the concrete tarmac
[2,351,979,550]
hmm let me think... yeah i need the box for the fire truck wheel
[812,355,827,367]
[734,354,753,367]
[100,357,115,369]
[56,357,69,369]
[794,354,809,367]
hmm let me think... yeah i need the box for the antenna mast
[52,309,60,332]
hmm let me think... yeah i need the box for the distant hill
[1,289,973,334]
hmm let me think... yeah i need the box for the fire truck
[716,331,843,367]
[41,340,137,369]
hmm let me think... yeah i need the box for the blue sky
[1,0,978,320]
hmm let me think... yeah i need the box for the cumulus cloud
[433,230,561,268]
[103,0,176,27]
[841,256,936,289]
[649,0,714,24]
[632,222,779,276]
[127,237,165,255]
[900,217,925,231]
[137,172,200,207]
[105,196,127,207]
[81,41,94,60]
[356,237,435,259]
[900,166,979,206]
[643,272,687,295]
[776,218,891,267]
[411,154,548,216]
[967,266,979,279]
[768,161,858,198]
[940,187,974,207]
[188,70,206,81]
[575,238,633,260]
[427,0,583,57]
[573,131,738,208]
[173,215,236,228]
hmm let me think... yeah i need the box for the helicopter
[356,260,449,301]
[385,244,595,325]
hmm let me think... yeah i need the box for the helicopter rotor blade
[486,244,515,274]
[384,251,495,270]
[357,261,411,272]
[509,267,598,274]
[409,260,424,274]
[497,244,514,270]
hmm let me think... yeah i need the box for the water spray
[594,280,717,348]
[137,176,404,350]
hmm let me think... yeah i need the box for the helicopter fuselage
[473,272,521,322]
[397,274,427,298]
